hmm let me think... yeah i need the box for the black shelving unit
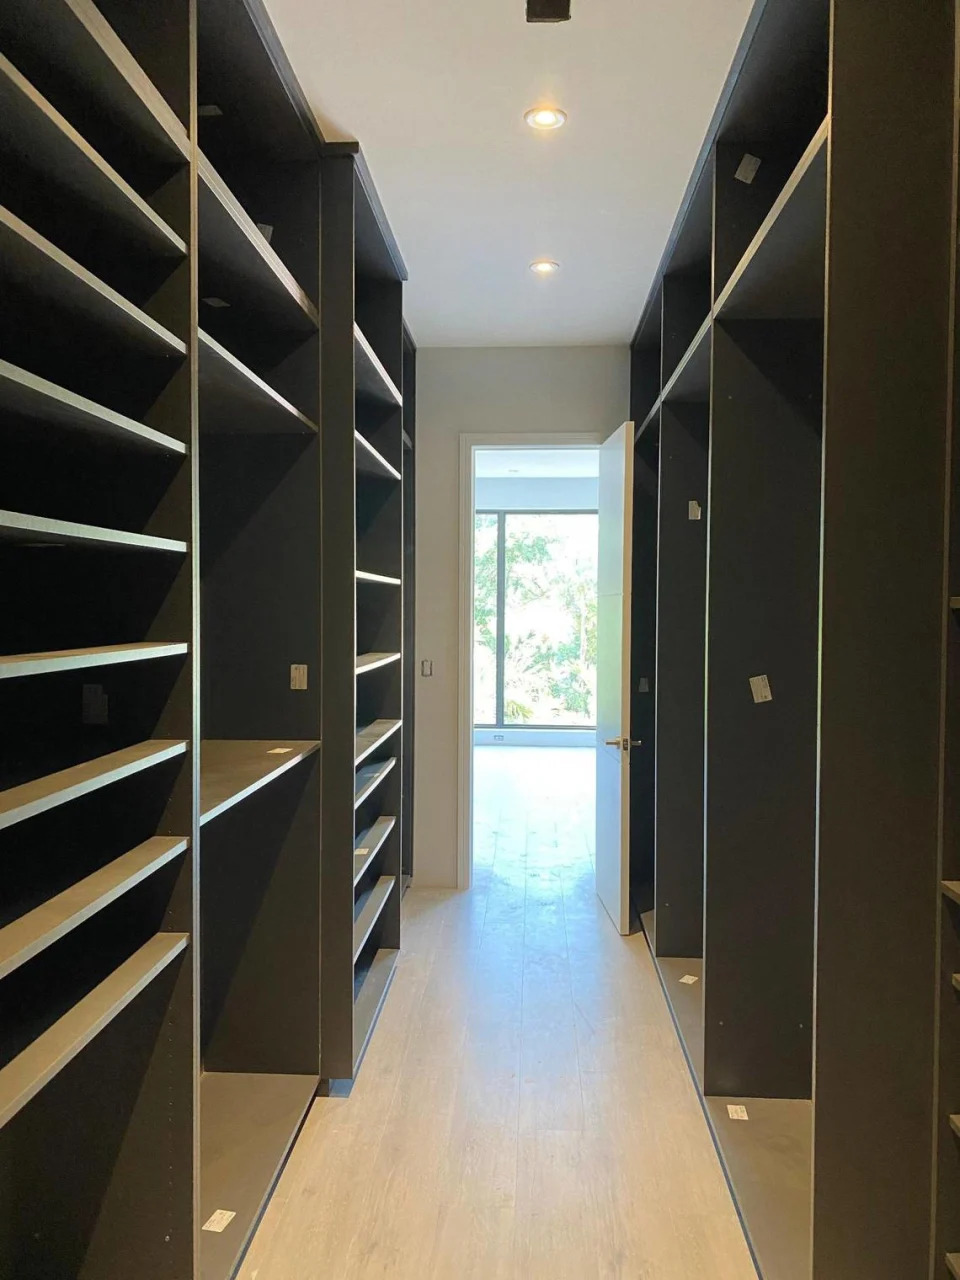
[401,323,417,887]
[320,144,407,1082]
[0,0,411,1275]
[632,2,955,1277]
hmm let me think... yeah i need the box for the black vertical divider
[320,147,408,1082]
[0,0,415,1274]
[654,400,708,959]
[630,2,955,1275]
[0,0,198,1275]
[703,320,821,1101]
[814,3,954,1276]
[401,326,417,884]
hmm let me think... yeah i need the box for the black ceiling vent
[526,0,571,21]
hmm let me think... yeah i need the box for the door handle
[603,737,643,751]
[604,737,622,747]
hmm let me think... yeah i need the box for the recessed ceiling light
[524,106,567,131]
[530,259,560,276]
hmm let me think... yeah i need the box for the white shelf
[200,739,320,826]
[355,431,402,482]
[353,877,396,962]
[354,718,402,766]
[0,837,187,981]
[0,508,188,554]
[0,932,188,1128]
[0,359,186,454]
[0,0,190,164]
[199,154,318,332]
[353,816,396,886]
[0,740,187,833]
[0,642,187,681]
[354,323,403,406]
[199,330,317,434]
[354,757,397,809]
[355,651,401,676]
[0,52,186,257]
[0,205,186,356]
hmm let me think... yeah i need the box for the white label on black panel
[688,500,702,521]
[202,1210,236,1233]
[290,664,308,691]
[749,674,773,704]
[727,1104,749,1121]
[735,154,762,184]
[638,677,650,694]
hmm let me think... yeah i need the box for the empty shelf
[703,1096,813,1280]
[353,948,398,1071]
[356,431,402,481]
[655,955,704,1083]
[0,53,185,258]
[0,740,187,833]
[354,816,397,886]
[353,877,396,962]
[716,121,828,321]
[198,330,317,434]
[0,509,188,553]
[0,836,187,981]
[200,739,320,826]
[943,882,960,906]
[356,569,401,586]
[0,205,186,356]
[199,155,318,332]
[200,1070,317,1280]
[355,323,403,406]
[0,931,188,1128]
[0,0,190,164]
[0,359,185,453]
[662,314,711,405]
[354,757,397,809]
[949,1255,960,1280]
[356,651,401,676]
[355,718,402,765]
[0,641,187,680]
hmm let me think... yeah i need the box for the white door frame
[457,431,605,889]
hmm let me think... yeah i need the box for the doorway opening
[459,438,601,890]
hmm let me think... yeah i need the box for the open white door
[595,421,634,935]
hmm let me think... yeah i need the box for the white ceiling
[263,0,754,348]
[475,447,599,479]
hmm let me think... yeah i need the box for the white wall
[413,345,630,887]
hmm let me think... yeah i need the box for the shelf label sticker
[290,664,308,691]
[268,747,294,755]
[256,222,275,244]
[727,1105,749,1121]
[202,1210,236,1233]
[679,974,699,985]
[735,154,762,185]
[688,500,702,521]
[749,674,772,704]
[638,677,650,694]
[356,847,370,859]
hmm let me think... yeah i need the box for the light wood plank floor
[240,747,756,1279]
